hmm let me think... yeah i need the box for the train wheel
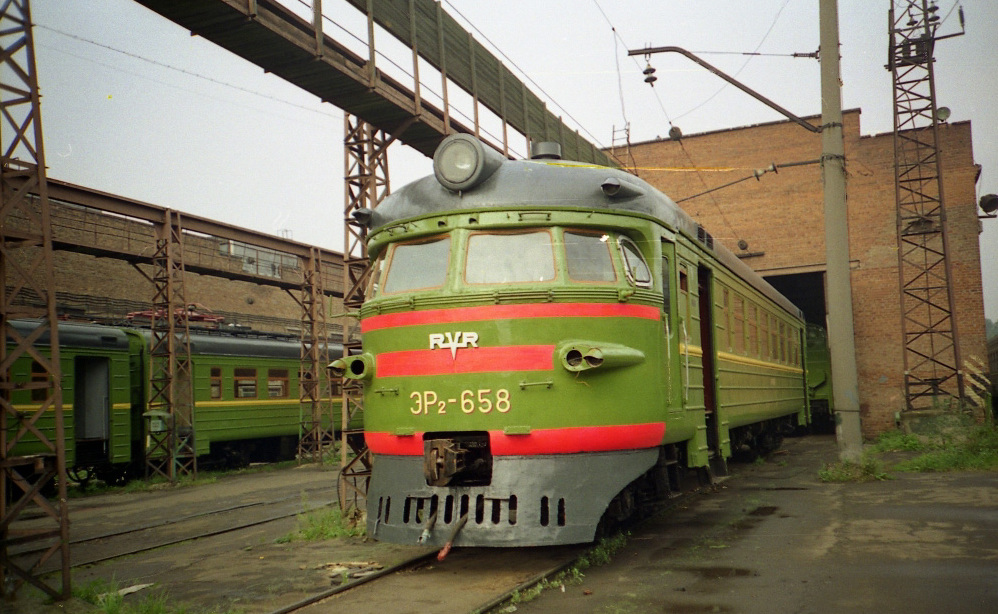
[96,465,131,487]
[757,430,784,455]
[68,466,94,488]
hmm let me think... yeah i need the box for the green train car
[805,323,835,431]
[334,134,809,547]
[6,320,341,483]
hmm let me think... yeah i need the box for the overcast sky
[31,0,997,319]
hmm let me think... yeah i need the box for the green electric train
[334,134,811,547]
[6,320,341,484]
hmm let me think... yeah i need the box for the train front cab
[360,215,684,547]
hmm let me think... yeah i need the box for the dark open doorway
[764,271,827,326]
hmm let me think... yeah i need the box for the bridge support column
[296,247,334,463]
[0,0,70,599]
[337,115,391,511]
[144,210,197,481]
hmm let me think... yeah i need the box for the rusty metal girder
[888,1,966,412]
[337,115,389,512]
[295,246,335,463]
[144,210,197,480]
[0,0,70,600]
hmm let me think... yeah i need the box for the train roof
[370,137,802,319]
[8,320,132,351]
[6,320,342,359]
[130,329,342,360]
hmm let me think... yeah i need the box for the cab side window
[618,237,651,287]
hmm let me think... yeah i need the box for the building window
[234,368,257,399]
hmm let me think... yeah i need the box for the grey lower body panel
[367,449,658,547]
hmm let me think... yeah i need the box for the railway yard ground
[5,434,997,614]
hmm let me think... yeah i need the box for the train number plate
[409,389,511,415]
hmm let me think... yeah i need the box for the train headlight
[433,134,505,192]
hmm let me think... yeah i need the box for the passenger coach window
[661,255,671,313]
[382,236,451,294]
[30,360,50,402]
[564,231,616,282]
[466,231,555,283]
[618,237,651,287]
[268,369,289,398]
[210,367,222,399]
[234,368,257,399]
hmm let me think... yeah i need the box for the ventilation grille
[376,493,569,529]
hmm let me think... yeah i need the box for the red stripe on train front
[362,303,660,332]
[376,345,555,377]
[365,422,666,456]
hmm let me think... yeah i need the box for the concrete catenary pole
[820,0,863,461]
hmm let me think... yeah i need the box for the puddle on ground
[662,603,733,613]
[676,566,756,579]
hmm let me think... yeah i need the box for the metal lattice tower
[0,0,70,599]
[888,0,966,412]
[337,115,392,512]
[144,210,197,480]
[296,246,334,462]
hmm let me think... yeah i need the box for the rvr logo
[429,331,479,358]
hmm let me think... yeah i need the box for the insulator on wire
[643,62,657,86]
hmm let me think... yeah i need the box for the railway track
[267,543,589,614]
[266,486,704,614]
[6,461,720,613]
[9,468,337,575]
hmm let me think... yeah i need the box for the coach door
[697,265,727,478]
[74,356,111,464]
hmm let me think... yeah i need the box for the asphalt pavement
[511,434,998,614]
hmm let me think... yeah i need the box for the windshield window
[466,231,555,284]
[619,237,652,287]
[565,231,616,282]
[381,236,451,294]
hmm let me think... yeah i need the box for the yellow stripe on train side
[716,351,804,375]
[11,400,340,412]
[678,343,704,358]
[10,402,133,412]
[677,345,804,375]
[195,398,339,408]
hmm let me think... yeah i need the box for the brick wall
[627,110,988,437]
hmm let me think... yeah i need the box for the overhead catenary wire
[37,24,343,122]
[672,0,794,123]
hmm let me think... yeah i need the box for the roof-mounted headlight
[433,134,505,192]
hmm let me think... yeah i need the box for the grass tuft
[819,425,998,481]
[892,426,998,472]
[277,502,366,543]
[818,455,890,482]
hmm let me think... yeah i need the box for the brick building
[625,109,988,436]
